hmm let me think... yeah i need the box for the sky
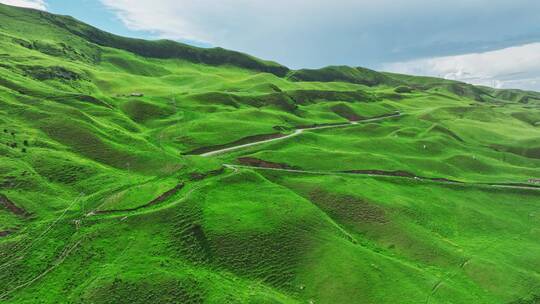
[2,0,540,91]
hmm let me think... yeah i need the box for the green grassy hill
[0,3,539,304]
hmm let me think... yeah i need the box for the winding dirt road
[200,111,539,191]
[200,112,402,157]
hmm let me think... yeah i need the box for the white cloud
[98,1,540,91]
[0,0,46,10]
[98,0,540,71]
[383,43,540,91]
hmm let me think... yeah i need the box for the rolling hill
[0,3,539,304]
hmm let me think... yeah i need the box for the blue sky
[2,0,540,91]
[39,0,152,39]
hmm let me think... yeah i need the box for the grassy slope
[0,3,539,304]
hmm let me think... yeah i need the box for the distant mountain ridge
[1,2,540,104]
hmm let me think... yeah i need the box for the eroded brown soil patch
[0,193,28,217]
[184,133,282,155]
[237,157,299,170]
[95,183,184,214]
[0,230,12,237]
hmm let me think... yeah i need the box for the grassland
[0,3,539,304]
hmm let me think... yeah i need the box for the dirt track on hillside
[196,112,401,157]
[224,164,540,191]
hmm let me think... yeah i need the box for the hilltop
[0,3,539,304]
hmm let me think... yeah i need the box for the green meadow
[0,3,539,303]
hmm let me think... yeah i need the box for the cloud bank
[4,0,540,90]
[384,43,540,91]
[99,0,540,67]
[0,0,46,10]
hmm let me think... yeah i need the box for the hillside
[0,3,539,304]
